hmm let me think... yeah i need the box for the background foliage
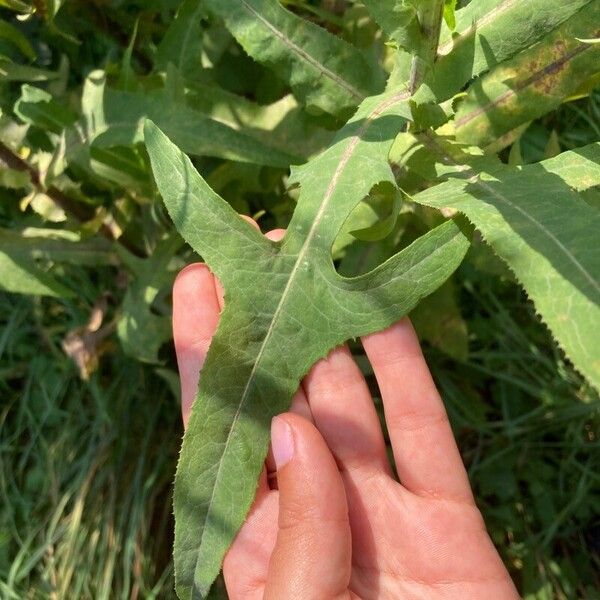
[0,0,599,598]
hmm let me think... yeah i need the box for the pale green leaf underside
[145,88,469,599]
[413,144,600,391]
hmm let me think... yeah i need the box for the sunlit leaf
[202,0,386,116]
[454,2,600,146]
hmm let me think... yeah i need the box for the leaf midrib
[422,138,600,298]
[437,0,519,56]
[238,0,365,100]
[194,89,410,591]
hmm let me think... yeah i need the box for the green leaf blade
[412,147,600,390]
[0,251,72,297]
[146,90,468,598]
[433,0,594,101]
[454,2,600,146]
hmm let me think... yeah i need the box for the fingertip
[265,228,286,242]
[173,263,221,428]
[241,215,260,230]
[271,416,295,471]
[264,413,352,598]
[173,262,211,300]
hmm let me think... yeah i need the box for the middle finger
[303,345,391,478]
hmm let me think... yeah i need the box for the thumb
[264,413,352,600]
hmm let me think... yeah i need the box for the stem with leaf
[409,0,445,93]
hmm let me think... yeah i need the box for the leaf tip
[142,118,160,147]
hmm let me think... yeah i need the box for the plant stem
[409,0,445,93]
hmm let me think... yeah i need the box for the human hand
[173,225,519,600]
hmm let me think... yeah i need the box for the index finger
[173,263,221,427]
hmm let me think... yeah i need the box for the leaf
[14,84,77,134]
[202,0,386,116]
[432,0,594,101]
[0,250,72,297]
[411,280,468,361]
[363,1,446,92]
[0,58,60,81]
[81,72,300,167]
[155,0,207,77]
[145,87,469,598]
[183,87,332,159]
[117,18,139,91]
[443,0,457,30]
[0,19,35,60]
[349,181,403,242]
[117,236,183,363]
[0,227,115,265]
[454,3,600,146]
[411,143,600,391]
[361,0,422,51]
[0,0,33,13]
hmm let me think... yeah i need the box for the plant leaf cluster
[0,1,598,598]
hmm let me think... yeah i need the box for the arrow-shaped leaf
[145,89,469,599]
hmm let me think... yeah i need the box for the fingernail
[271,417,294,470]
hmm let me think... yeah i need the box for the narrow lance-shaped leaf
[78,72,299,168]
[145,89,469,598]
[412,142,600,391]
[431,0,594,101]
[201,0,386,117]
[0,250,72,297]
[454,2,600,146]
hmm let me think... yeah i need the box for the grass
[439,268,600,599]
[0,293,180,599]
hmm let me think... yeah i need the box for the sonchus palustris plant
[142,0,600,598]
[1,0,598,598]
